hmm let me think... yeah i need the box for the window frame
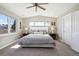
[34,21,45,27]
[0,13,8,34]
[9,16,16,33]
[29,21,50,27]
[0,13,17,35]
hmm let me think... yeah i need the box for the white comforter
[18,34,54,45]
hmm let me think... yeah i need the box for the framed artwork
[20,22,21,29]
[51,22,55,25]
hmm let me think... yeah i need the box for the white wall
[22,15,57,34]
[0,5,22,49]
[57,17,64,41]
[57,10,79,53]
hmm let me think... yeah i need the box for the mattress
[18,34,55,45]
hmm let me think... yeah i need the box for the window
[29,21,50,33]
[0,14,8,34]
[35,22,44,26]
[10,17,16,32]
[0,13,16,34]
[29,22,34,26]
[29,21,50,27]
[45,22,50,26]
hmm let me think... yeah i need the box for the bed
[18,34,56,48]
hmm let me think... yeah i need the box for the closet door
[71,11,79,52]
[63,14,72,45]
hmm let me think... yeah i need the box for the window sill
[0,32,17,37]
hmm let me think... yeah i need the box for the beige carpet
[0,40,79,56]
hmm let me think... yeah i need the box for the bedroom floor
[0,40,79,56]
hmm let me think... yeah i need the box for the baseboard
[71,46,79,53]
[0,40,17,50]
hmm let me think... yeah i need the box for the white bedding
[19,34,55,45]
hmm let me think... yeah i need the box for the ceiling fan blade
[27,5,35,8]
[38,3,48,5]
[38,5,45,10]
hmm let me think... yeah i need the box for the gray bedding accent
[18,34,55,45]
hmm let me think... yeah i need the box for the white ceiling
[0,3,78,18]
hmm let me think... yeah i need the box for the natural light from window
[29,21,50,26]
[0,13,16,34]
[10,44,20,49]
[0,14,8,34]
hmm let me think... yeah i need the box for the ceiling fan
[26,3,48,12]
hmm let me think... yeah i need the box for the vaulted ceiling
[0,3,78,18]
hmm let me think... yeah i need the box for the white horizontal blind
[29,21,50,27]
[29,21,50,33]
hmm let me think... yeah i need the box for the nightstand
[49,33,57,40]
[22,33,29,36]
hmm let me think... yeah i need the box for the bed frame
[21,43,56,48]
